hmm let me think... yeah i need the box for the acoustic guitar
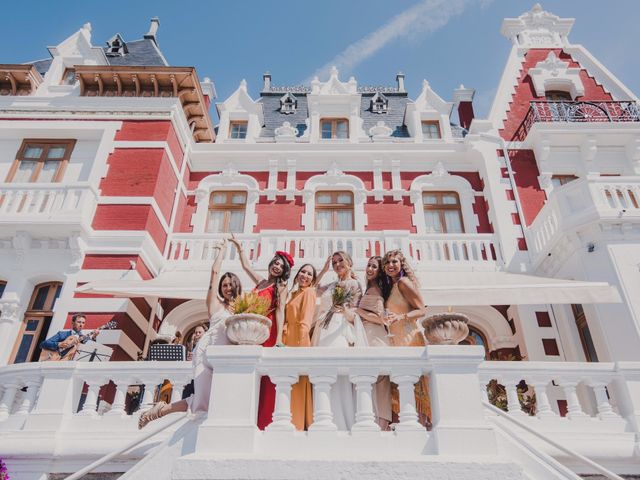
[39,321,118,362]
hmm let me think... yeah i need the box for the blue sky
[1,1,638,120]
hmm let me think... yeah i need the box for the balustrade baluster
[503,379,527,417]
[15,378,42,415]
[390,373,423,431]
[308,373,337,431]
[529,379,555,417]
[9,191,23,213]
[0,383,20,419]
[621,188,634,209]
[349,374,379,432]
[266,374,297,432]
[139,381,159,411]
[560,380,588,419]
[589,382,619,419]
[170,380,187,404]
[105,381,130,417]
[23,190,35,213]
[78,381,103,416]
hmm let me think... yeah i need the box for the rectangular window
[551,175,578,188]
[229,121,248,139]
[6,140,75,183]
[571,304,599,362]
[421,121,441,139]
[320,119,349,139]
[315,191,354,231]
[206,191,247,233]
[423,192,464,233]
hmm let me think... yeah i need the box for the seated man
[39,314,97,361]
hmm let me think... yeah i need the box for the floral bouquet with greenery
[0,458,9,480]
[230,291,272,317]
[321,281,357,329]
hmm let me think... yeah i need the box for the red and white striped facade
[1,3,639,371]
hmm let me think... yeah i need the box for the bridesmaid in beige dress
[283,263,317,430]
[382,249,431,426]
[355,255,392,430]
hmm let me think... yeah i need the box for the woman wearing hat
[230,237,294,430]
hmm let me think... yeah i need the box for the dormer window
[229,121,248,139]
[106,35,128,57]
[280,93,297,114]
[545,90,573,101]
[321,118,348,139]
[422,121,441,139]
[371,92,388,114]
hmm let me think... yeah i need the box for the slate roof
[26,37,168,76]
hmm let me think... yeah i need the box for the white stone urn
[422,312,470,345]
[225,313,272,345]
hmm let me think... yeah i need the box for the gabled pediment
[411,80,453,116]
[217,79,264,123]
[47,23,107,65]
[310,66,357,95]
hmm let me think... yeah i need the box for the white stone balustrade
[166,231,503,269]
[0,182,98,218]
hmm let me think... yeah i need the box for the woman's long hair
[382,250,419,294]
[333,250,358,281]
[218,272,242,304]
[367,255,389,301]
[269,253,292,308]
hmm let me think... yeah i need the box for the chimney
[262,72,272,92]
[396,72,405,93]
[453,84,475,130]
[200,77,216,108]
[144,17,160,45]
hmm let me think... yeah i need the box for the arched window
[545,90,572,101]
[10,281,62,364]
[459,326,489,358]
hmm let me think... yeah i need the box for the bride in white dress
[139,239,241,428]
[312,251,368,430]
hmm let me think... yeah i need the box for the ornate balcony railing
[166,231,503,269]
[0,350,638,478]
[513,100,640,141]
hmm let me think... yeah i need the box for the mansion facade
[1,5,640,480]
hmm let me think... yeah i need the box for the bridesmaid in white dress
[139,239,240,428]
[312,251,367,431]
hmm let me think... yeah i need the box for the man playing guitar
[39,314,99,361]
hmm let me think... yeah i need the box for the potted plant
[225,292,273,345]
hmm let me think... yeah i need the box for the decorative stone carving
[274,121,298,142]
[368,121,392,139]
[0,293,21,325]
[528,51,584,98]
[501,4,575,48]
[225,313,272,345]
[422,312,470,345]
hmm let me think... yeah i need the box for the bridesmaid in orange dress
[382,249,431,426]
[231,237,293,430]
[283,263,317,430]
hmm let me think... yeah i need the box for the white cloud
[307,0,489,82]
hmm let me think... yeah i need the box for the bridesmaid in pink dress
[230,237,293,430]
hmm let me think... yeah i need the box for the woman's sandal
[138,401,167,430]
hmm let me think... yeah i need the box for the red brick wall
[255,196,304,231]
[92,204,167,250]
[82,254,153,280]
[508,149,546,225]
[365,197,416,232]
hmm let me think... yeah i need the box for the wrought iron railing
[513,100,640,141]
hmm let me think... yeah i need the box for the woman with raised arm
[382,249,431,426]
[138,239,241,428]
[312,251,367,430]
[283,263,317,430]
[230,236,293,430]
[356,255,392,430]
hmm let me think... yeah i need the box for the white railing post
[78,380,103,417]
[266,373,297,432]
[15,377,42,415]
[309,372,338,432]
[0,382,20,420]
[528,379,556,418]
[503,377,527,417]
[560,380,588,419]
[589,382,620,420]
[195,345,262,454]
[349,372,379,432]
[139,379,159,410]
[613,362,640,433]
[105,380,130,417]
[170,380,187,404]
[427,345,497,455]
[390,371,423,432]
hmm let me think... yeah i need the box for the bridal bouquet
[321,281,357,329]
[230,291,272,316]
[0,458,9,480]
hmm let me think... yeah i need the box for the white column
[529,379,556,417]
[349,373,379,432]
[589,382,619,420]
[170,381,186,404]
[561,380,588,419]
[78,381,103,416]
[390,372,422,431]
[0,382,20,419]
[139,380,159,410]
[309,373,338,431]
[15,378,42,415]
[266,374,297,432]
[503,378,527,417]
[105,381,130,417]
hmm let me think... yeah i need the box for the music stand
[74,341,114,362]
[148,344,186,361]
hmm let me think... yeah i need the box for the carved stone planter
[225,313,272,345]
[422,313,470,345]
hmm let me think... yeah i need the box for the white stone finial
[82,22,92,33]
[531,3,543,13]
[239,79,247,91]
[330,66,339,78]
[422,79,430,92]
